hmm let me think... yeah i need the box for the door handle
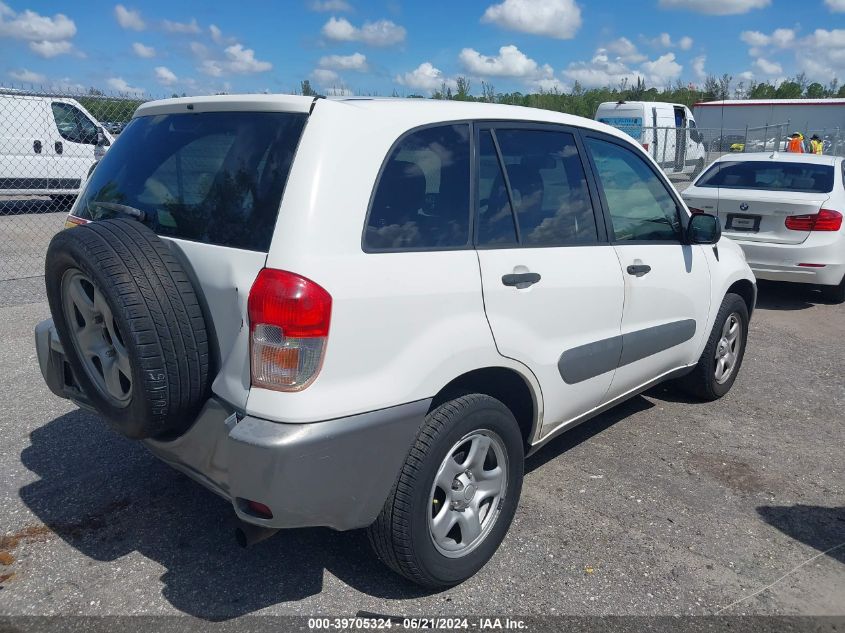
[502,272,541,288]
[55,141,63,155]
[33,140,42,154]
[626,264,651,277]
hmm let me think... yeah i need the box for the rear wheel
[676,293,749,401]
[368,394,523,588]
[820,276,845,304]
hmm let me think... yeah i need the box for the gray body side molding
[558,319,697,384]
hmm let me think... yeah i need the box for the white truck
[0,93,113,201]
[596,100,707,179]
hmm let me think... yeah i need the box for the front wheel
[368,394,524,588]
[676,293,749,401]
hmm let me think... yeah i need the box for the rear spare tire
[45,218,210,439]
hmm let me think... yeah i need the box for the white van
[596,101,706,178]
[0,93,113,199]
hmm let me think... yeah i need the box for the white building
[693,99,845,135]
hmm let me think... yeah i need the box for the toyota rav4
[35,95,756,588]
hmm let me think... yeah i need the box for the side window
[586,137,682,242]
[477,130,518,246]
[365,124,470,251]
[495,129,598,246]
[51,102,97,144]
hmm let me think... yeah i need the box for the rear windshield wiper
[89,201,147,222]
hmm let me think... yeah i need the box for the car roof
[134,93,632,141]
[712,152,841,167]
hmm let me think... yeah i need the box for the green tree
[805,82,826,99]
[454,76,472,101]
[300,80,316,96]
[775,81,802,99]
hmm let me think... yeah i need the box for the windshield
[696,160,834,194]
[74,111,307,252]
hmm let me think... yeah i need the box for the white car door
[582,132,711,400]
[49,100,98,193]
[0,96,53,195]
[475,124,625,434]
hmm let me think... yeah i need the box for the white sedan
[683,152,844,303]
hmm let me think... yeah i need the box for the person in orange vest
[787,132,805,153]
[809,134,824,155]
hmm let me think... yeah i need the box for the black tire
[820,276,845,304]
[676,293,749,401]
[45,218,210,439]
[368,394,523,588]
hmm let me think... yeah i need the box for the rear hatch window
[696,161,834,194]
[74,111,307,251]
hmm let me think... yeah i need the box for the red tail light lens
[247,269,332,391]
[642,143,650,151]
[785,209,843,232]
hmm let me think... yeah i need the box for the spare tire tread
[45,218,210,438]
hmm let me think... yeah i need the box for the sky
[1,0,844,97]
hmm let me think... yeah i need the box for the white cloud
[309,0,352,11]
[795,29,845,78]
[563,49,682,89]
[752,57,783,76]
[114,4,144,30]
[646,32,694,50]
[312,68,339,84]
[162,18,200,34]
[825,0,845,11]
[9,68,46,83]
[199,43,272,76]
[0,3,76,56]
[459,44,553,79]
[189,41,208,57]
[321,16,405,46]
[318,52,368,71]
[691,54,707,80]
[396,62,454,92]
[132,41,155,58]
[640,53,683,86]
[658,0,770,15]
[107,77,145,95]
[741,28,796,48]
[209,24,235,45]
[606,37,645,63]
[154,66,178,86]
[481,0,581,39]
[29,39,72,57]
[679,36,694,50]
[532,77,568,92]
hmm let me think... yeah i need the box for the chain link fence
[3,85,844,288]
[0,86,148,285]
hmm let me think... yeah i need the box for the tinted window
[74,111,306,252]
[365,124,470,251]
[52,102,98,144]
[697,160,834,194]
[477,130,518,246]
[587,138,681,242]
[495,129,598,246]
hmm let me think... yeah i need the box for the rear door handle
[33,140,42,154]
[626,264,651,277]
[502,272,541,288]
[55,141,63,155]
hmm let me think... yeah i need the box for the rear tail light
[247,269,332,391]
[642,143,650,152]
[785,209,843,232]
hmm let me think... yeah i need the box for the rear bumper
[35,318,430,531]
[731,236,845,287]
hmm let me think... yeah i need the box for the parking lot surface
[0,208,842,620]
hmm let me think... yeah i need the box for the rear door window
[74,111,307,252]
[697,161,834,194]
[364,124,471,251]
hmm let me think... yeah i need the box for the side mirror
[687,213,721,245]
[690,130,703,144]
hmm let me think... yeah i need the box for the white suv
[35,95,756,587]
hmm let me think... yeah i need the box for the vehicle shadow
[525,395,654,474]
[754,280,827,311]
[17,409,431,620]
[756,504,845,564]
